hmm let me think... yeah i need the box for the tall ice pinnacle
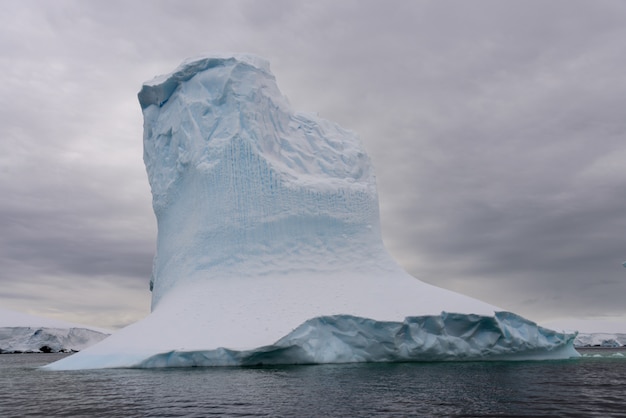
[137,54,385,306]
[45,54,578,370]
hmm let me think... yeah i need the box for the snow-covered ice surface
[46,54,578,370]
[0,308,110,353]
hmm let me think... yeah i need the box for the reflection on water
[1,350,625,417]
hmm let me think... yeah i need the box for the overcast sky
[1,0,625,330]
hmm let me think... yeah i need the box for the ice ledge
[45,312,578,370]
[138,312,579,367]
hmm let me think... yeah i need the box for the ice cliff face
[138,54,383,305]
[45,54,578,370]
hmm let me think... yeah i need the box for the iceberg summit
[46,54,578,370]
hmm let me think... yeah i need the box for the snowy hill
[46,54,578,370]
[0,308,110,353]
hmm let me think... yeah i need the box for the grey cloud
[1,0,625,326]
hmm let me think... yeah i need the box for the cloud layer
[1,0,625,328]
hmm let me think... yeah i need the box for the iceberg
[46,54,577,370]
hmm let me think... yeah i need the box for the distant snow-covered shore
[0,308,110,353]
[575,333,626,348]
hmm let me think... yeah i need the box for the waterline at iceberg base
[44,309,578,370]
[46,54,577,370]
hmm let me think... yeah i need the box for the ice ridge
[137,312,578,367]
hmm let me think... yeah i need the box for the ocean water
[1,349,625,417]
